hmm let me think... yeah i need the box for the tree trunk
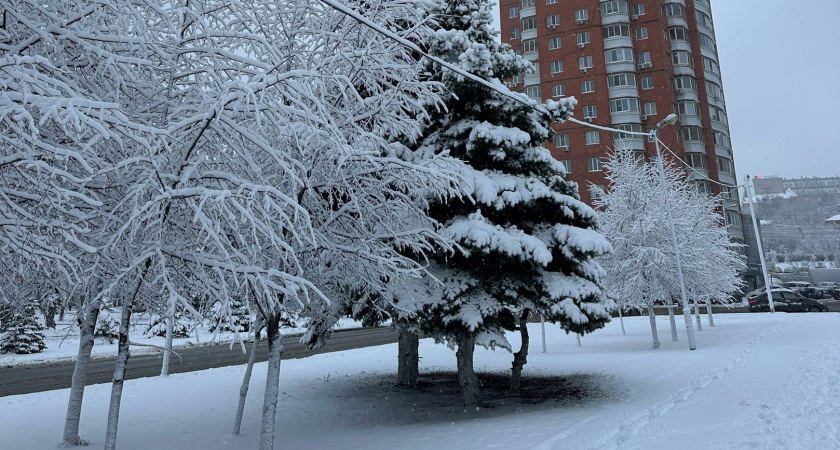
[160,313,174,376]
[694,298,703,331]
[647,304,660,350]
[233,328,262,435]
[104,299,132,450]
[509,309,530,395]
[396,326,419,387]
[706,299,715,327]
[62,299,101,446]
[618,306,626,336]
[259,313,283,450]
[667,298,678,341]
[455,333,480,406]
[576,333,582,347]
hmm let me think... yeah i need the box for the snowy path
[1,313,838,450]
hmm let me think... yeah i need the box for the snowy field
[2,312,838,449]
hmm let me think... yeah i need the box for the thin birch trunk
[104,299,132,450]
[62,299,101,446]
[618,306,626,336]
[233,328,262,435]
[509,309,530,395]
[706,299,715,327]
[160,313,174,376]
[455,334,480,406]
[667,299,678,341]
[694,298,703,331]
[396,326,419,387]
[647,304,660,349]
[259,314,283,450]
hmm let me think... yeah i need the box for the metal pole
[745,175,775,312]
[540,314,546,353]
[652,117,696,351]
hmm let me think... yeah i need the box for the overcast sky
[491,1,840,179]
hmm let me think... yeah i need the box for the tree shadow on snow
[326,371,620,427]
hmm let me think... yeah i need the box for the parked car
[785,281,813,292]
[748,289,829,313]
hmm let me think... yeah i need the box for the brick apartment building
[498,0,743,241]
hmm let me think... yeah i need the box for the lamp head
[656,114,679,130]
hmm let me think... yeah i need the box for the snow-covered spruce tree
[0,303,47,354]
[596,150,742,348]
[398,0,613,404]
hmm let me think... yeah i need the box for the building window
[640,76,654,89]
[725,211,742,227]
[632,4,645,16]
[586,131,600,145]
[695,181,712,196]
[579,55,593,69]
[669,26,689,41]
[600,0,628,16]
[581,80,595,93]
[546,14,560,28]
[613,123,643,140]
[577,32,591,46]
[523,39,537,53]
[610,97,640,113]
[556,133,569,149]
[714,131,731,148]
[588,157,603,172]
[551,84,565,97]
[608,72,637,88]
[522,16,536,31]
[686,153,707,169]
[583,105,597,118]
[509,7,519,18]
[602,23,630,39]
[697,11,714,30]
[681,126,704,142]
[666,3,686,17]
[678,101,700,116]
[638,51,651,65]
[560,160,572,174]
[707,81,723,100]
[606,47,634,63]
[643,102,657,116]
[525,85,541,99]
[721,185,737,200]
[546,0,557,4]
[717,157,734,174]
[510,28,520,40]
[546,60,562,74]
[703,57,720,74]
[635,27,648,40]
[521,0,535,8]
[548,37,562,49]
[700,34,716,52]
[710,106,727,123]
[675,75,697,91]
[589,184,605,200]
[671,50,693,66]
[575,9,589,22]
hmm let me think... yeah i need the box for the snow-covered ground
[2,312,838,449]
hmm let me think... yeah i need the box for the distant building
[753,175,840,197]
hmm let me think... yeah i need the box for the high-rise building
[499,0,743,242]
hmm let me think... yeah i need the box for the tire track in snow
[531,320,791,450]
[731,334,840,449]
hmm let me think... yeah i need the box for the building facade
[752,175,840,197]
[499,0,743,241]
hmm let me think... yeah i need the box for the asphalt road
[0,326,398,397]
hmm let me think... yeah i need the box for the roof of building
[827,214,840,222]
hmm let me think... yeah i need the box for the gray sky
[491,1,840,179]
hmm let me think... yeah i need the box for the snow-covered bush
[0,304,47,354]
[209,299,251,333]
[145,312,192,339]
[94,311,121,344]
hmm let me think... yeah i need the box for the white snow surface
[2,313,839,449]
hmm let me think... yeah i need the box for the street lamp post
[651,114,697,351]
[745,174,775,312]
